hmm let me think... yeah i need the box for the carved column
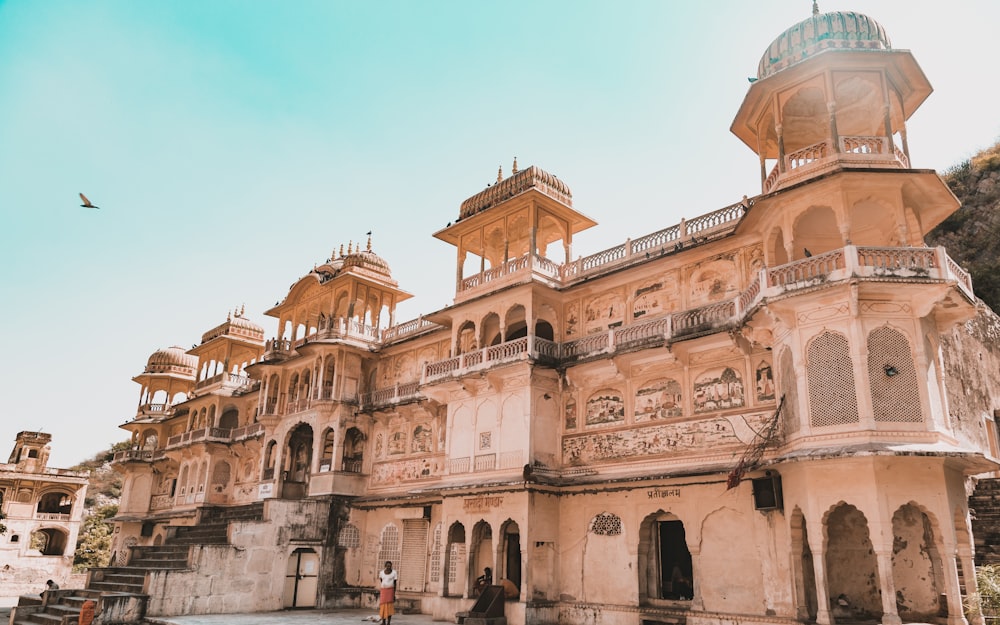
[806,532,834,625]
[873,547,902,625]
[827,101,840,153]
[940,543,969,625]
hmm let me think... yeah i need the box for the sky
[1,1,998,468]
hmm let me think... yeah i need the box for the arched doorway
[790,507,818,621]
[638,511,693,603]
[892,503,943,620]
[282,424,313,499]
[471,521,493,593]
[500,519,522,591]
[283,547,319,608]
[445,522,467,597]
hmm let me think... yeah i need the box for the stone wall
[939,302,1000,452]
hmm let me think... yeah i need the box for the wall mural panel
[371,458,443,485]
[565,397,578,430]
[633,274,677,319]
[563,412,772,465]
[388,431,406,455]
[689,256,738,307]
[565,302,580,337]
[693,366,745,413]
[584,291,625,335]
[634,378,683,421]
[755,360,775,403]
[585,390,625,426]
[411,424,432,453]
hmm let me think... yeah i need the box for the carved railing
[361,381,422,407]
[562,332,610,358]
[474,453,497,472]
[614,316,670,347]
[684,201,746,235]
[231,422,264,441]
[35,513,70,521]
[381,316,442,343]
[841,135,886,155]
[450,457,470,473]
[262,467,275,480]
[499,450,525,469]
[787,140,828,170]
[342,458,363,474]
[856,246,935,271]
[672,301,736,336]
[768,249,845,287]
[112,449,156,463]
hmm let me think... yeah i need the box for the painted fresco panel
[693,366,745,413]
[755,360,775,403]
[563,412,772,465]
[634,378,683,421]
[585,390,625,426]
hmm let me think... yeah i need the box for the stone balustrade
[421,245,972,381]
[763,134,909,193]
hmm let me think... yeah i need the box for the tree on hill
[928,141,1000,313]
[70,440,130,571]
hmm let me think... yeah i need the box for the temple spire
[812,1,819,16]
[512,157,518,175]
[497,165,503,183]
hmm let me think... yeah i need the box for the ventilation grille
[868,326,922,423]
[338,523,360,548]
[590,512,623,536]
[808,331,859,427]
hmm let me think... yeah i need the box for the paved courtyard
[144,608,446,625]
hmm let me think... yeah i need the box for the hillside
[927,141,1000,313]
[69,441,128,571]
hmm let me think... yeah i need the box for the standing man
[377,561,398,625]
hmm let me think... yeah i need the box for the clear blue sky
[2,1,998,467]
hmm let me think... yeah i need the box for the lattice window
[807,331,859,427]
[448,543,466,585]
[590,512,622,536]
[338,523,361,548]
[867,326,922,423]
[779,347,799,435]
[429,523,443,583]
[211,461,230,487]
[377,524,401,570]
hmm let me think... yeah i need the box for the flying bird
[79,193,100,209]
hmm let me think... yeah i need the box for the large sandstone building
[101,5,1000,625]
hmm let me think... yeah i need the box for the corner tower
[433,162,596,303]
[731,5,931,195]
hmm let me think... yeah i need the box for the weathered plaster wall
[939,303,1000,449]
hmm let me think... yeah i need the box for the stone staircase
[12,503,266,624]
[971,477,1000,566]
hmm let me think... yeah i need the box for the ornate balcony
[421,245,972,379]
[763,135,910,194]
[360,381,422,409]
[164,422,264,449]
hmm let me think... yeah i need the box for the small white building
[0,431,88,605]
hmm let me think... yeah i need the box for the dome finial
[348,241,353,254]
[227,309,232,321]
[812,1,819,16]
[366,231,372,251]
[339,243,344,257]
[497,165,503,183]
[512,157,518,175]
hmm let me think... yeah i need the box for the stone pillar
[959,545,985,625]
[940,544,969,625]
[777,123,786,173]
[689,546,705,611]
[807,537,834,625]
[874,548,902,625]
[828,101,840,153]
